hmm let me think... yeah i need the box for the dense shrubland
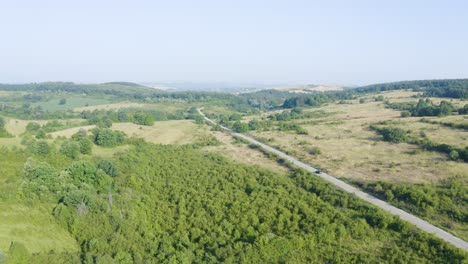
[350,177,468,240]
[209,109,311,135]
[0,141,462,263]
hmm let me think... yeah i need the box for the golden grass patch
[203,131,289,174]
[49,125,96,138]
[111,120,206,145]
[73,101,151,112]
[249,101,468,184]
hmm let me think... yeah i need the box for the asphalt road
[198,108,468,251]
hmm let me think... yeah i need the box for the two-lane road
[198,108,468,251]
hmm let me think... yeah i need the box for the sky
[0,0,467,86]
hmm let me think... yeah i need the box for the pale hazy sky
[0,0,467,85]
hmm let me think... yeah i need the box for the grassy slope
[31,97,110,112]
[0,203,78,253]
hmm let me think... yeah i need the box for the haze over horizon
[1,0,467,86]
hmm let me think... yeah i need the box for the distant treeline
[356,79,468,99]
[1,79,467,114]
[281,79,468,109]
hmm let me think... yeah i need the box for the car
[315,169,321,174]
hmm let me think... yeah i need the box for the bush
[97,159,118,177]
[0,116,5,130]
[378,127,408,143]
[78,137,93,155]
[309,147,321,155]
[26,122,41,132]
[35,129,47,139]
[375,95,385,101]
[233,121,249,133]
[93,128,126,147]
[67,160,97,184]
[400,111,411,117]
[449,150,459,161]
[33,140,51,156]
[60,141,81,159]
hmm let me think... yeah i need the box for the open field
[74,101,193,113]
[49,125,96,138]
[31,97,110,111]
[248,100,468,184]
[3,117,84,137]
[0,137,23,149]
[0,91,16,97]
[73,101,151,112]
[382,119,468,148]
[4,118,49,136]
[0,203,78,254]
[111,120,207,145]
[203,131,289,174]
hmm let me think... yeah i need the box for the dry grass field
[203,131,289,174]
[73,101,151,112]
[248,99,468,184]
[111,120,207,145]
[4,118,49,137]
[49,125,96,138]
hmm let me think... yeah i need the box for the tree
[60,141,80,159]
[101,117,113,128]
[34,140,51,156]
[248,119,262,130]
[458,104,468,115]
[117,110,129,122]
[143,115,154,126]
[375,95,385,101]
[0,116,5,130]
[78,137,93,155]
[67,160,97,184]
[359,98,365,104]
[194,115,204,125]
[26,122,41,132]
[449,150,459,161]
[439,101,454,116]
[233,121,249,133]
[22,158,58,181]
[72,129,88,141]
[400,111,411,117]
[98,159,118,177]
[379,127,408,143]
[35,129,47,139]
[59,98,67,105]
[93,128,125,147]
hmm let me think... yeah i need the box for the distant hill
[356,79,468,98]
[0,81,165,97]
[102,82,147,87]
